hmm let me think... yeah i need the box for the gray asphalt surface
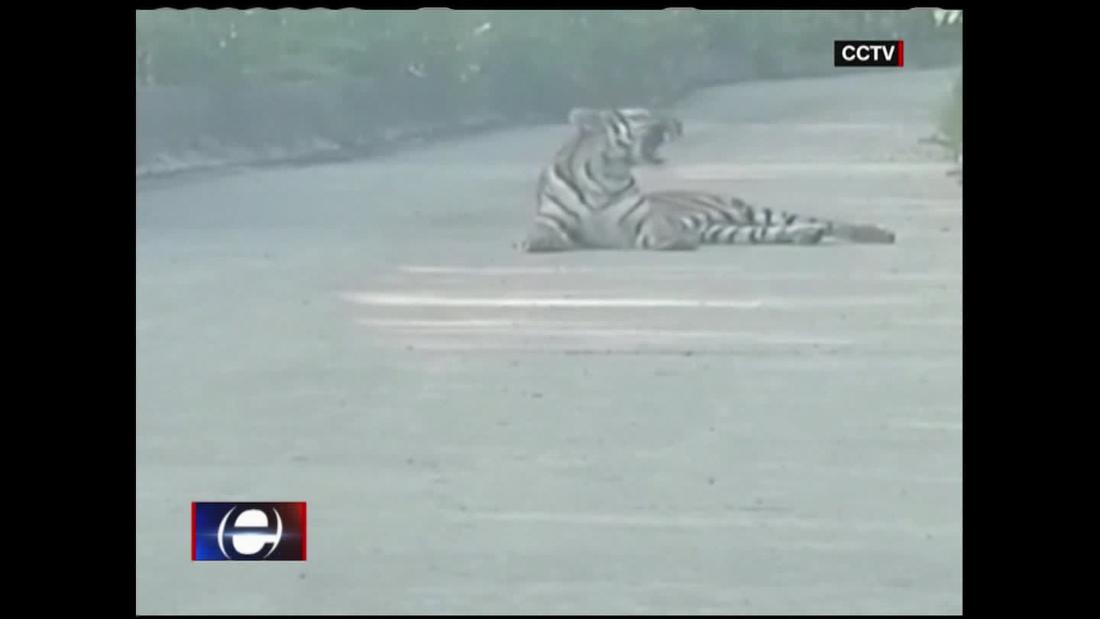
[137,68,962,615]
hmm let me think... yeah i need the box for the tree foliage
[137,9,962,113]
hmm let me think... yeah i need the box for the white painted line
[400,266,607,275]
[889,318,962,327]
[356,320,853,346]
[890,420,963,431]
[344,293,764,309]
[358,319,535,328]
[342,292,920,309]
[447,510,959,535]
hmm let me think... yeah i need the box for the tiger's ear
[568,108,603,131]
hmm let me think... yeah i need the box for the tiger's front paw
[519,223,573,253]
[651,234,700,251]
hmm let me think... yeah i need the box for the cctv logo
[192,502,307,561]
[834,40,904,67]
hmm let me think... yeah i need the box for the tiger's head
[568,107,683,166]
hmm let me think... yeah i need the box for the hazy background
[137,9,961,177]
[137,9,962,615]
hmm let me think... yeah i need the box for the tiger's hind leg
[755,206,895,244]
[713,197,896,244]
[668,199,893,247]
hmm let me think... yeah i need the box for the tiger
[519,107,896,252]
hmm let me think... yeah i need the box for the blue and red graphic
[192,502,307,561]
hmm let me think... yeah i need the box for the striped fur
[520,107,896,252]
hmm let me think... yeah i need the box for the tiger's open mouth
[639,119,682,165]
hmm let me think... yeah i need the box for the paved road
[137,68,962,614]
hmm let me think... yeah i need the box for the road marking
[356,320,854,346]
[890,420,963,431]
[448,510,960,535]
[343,292,920,309]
